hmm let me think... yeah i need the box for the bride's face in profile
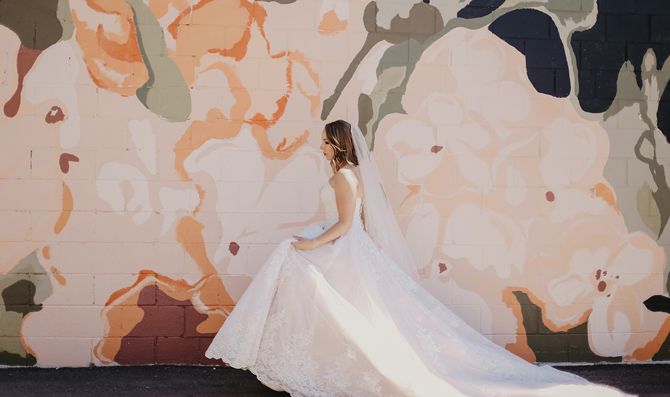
[320,130,335,161]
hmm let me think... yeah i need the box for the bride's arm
[292,172,355,250]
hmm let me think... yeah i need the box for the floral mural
[0,0,669,367]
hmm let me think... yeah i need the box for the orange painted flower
[317,1,349,36]
[167,0,319,178]
[70,0,148,95]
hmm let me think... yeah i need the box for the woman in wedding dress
[205,120,630,397]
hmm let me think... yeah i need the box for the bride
[205,120,629,397]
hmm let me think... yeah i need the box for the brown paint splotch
[318,10,348,35]
[114,285,220,365]
[59,153,79,174]
[597,280,607,292]
[3,46,42,118]
[94,271,233,365]
[54,182,72,234]
[45,106,65,123]
[95,272,157,364]
[431,145,443,153]
[229,242,240,256]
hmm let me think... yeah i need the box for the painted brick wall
[0,0,669,367]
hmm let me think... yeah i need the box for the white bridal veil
[349,122,425,279]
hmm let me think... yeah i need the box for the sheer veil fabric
[349,123,424,278]
[205,122,631,397]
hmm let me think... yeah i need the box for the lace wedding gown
[205,187,629,397]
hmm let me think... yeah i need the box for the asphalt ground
[0,364,668,396]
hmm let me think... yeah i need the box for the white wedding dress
[205,174,629,397]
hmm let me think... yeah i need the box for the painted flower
[526,206,668,359]
[373,27,669,361]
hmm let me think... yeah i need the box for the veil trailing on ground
[349,123,424,279]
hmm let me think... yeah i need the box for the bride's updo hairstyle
[325,120,359,172]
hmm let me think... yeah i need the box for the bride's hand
[291,236,317,250]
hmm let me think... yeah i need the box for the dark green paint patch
[513,291,622,363]
[2,280,42,314]
[0,0,64,50]
[1,0,72,118]
[0,251,51,366]
[652,330,670,361]
[644,295,670,360]
[0,351,37,366]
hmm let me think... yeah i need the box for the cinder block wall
[1,0,669,367]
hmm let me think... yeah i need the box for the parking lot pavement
[0,364,668,396]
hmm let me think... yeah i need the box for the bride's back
[331,166,364,201]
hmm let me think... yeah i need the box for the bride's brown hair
[325,120,359,172]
